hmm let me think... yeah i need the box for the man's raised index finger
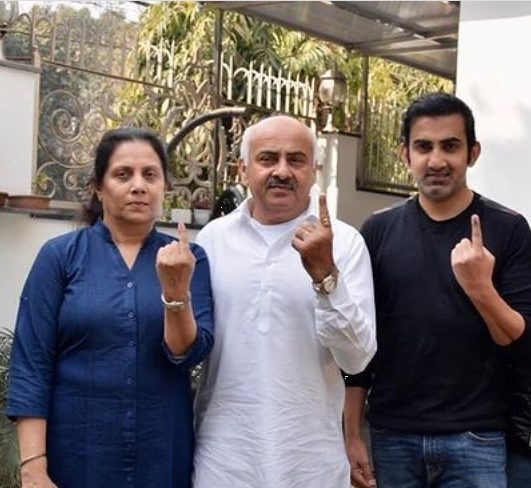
[319,193,331,228]
[471,214,483,248]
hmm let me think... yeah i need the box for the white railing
[221,54,316,119]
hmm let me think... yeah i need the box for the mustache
[266,176,296,190]
[425,170,450,177]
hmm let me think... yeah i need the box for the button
[128,312,135,318]
[127,282,134,288]
[127,410,133,417]
[127,378,134,385]
[128,340,135,347]
[127,475,133,483]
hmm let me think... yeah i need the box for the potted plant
[163,192,192,224]
[0,328,20,488]
[192,192,212,226]
[7,173,52,210]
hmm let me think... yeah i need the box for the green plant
[0,328,20,488]
[32,172,52,195]
[163,192,190,211]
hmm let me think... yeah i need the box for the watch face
[322,275,337,293]
[312,270,338,294]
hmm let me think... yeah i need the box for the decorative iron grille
[359,97,415,195]
[4,5,319,207]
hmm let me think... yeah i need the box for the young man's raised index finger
[471,214,483,248]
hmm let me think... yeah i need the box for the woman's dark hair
[401,92,477,153]
[81,127,168,225]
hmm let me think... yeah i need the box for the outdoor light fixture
[0,1,18,61]
[318,68,347,132]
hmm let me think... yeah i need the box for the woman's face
[97,140,165,230]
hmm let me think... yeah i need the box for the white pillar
[318,132,404,228]
[319,132,363,223]
[0,59,40,195]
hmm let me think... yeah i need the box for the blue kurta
[7,220,214,488]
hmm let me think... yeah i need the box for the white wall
[456,2,531,221]
[0,214,76,329]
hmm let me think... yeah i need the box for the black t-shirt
[346,192,531,434]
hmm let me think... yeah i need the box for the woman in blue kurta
[7,128,214,488]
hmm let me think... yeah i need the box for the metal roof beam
[369,42,457,57]
[333,1,456,47]
[352,27,457,51]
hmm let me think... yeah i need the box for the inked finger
[178,222,189,246]
[471,214,483,249]
[319,193,331,228]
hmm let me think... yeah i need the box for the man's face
[240,117,316,224]
[401,114,480,205]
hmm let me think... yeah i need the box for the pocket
[466,430,505,443]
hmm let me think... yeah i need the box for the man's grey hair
[239,115,321,166]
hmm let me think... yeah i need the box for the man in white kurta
[193,115,376,488]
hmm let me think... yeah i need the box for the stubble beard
[418,175,467,203]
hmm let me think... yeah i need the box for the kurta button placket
[123,275,137,473]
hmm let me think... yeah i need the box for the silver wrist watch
[161,292,191,312]
[312,268,339,295]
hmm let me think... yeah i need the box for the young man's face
[401,114,480,205]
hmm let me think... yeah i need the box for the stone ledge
[0,206,204,229]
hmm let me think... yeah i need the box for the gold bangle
[20,452,46,468]
[161,292,191,312]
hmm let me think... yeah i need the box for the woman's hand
[21,457,58,488]
[156,223,196,300]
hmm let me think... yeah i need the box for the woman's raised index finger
[177,221,189,245]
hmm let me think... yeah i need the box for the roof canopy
[204,1,459,80]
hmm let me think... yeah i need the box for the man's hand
[451,214,495,300]
[292,193,335,282]
[346,435,376,488]
[156,222,196,300]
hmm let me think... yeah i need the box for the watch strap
[312,267,339,295]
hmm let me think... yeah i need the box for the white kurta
[193,196,376,488]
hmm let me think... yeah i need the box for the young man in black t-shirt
[345,92,531,488]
